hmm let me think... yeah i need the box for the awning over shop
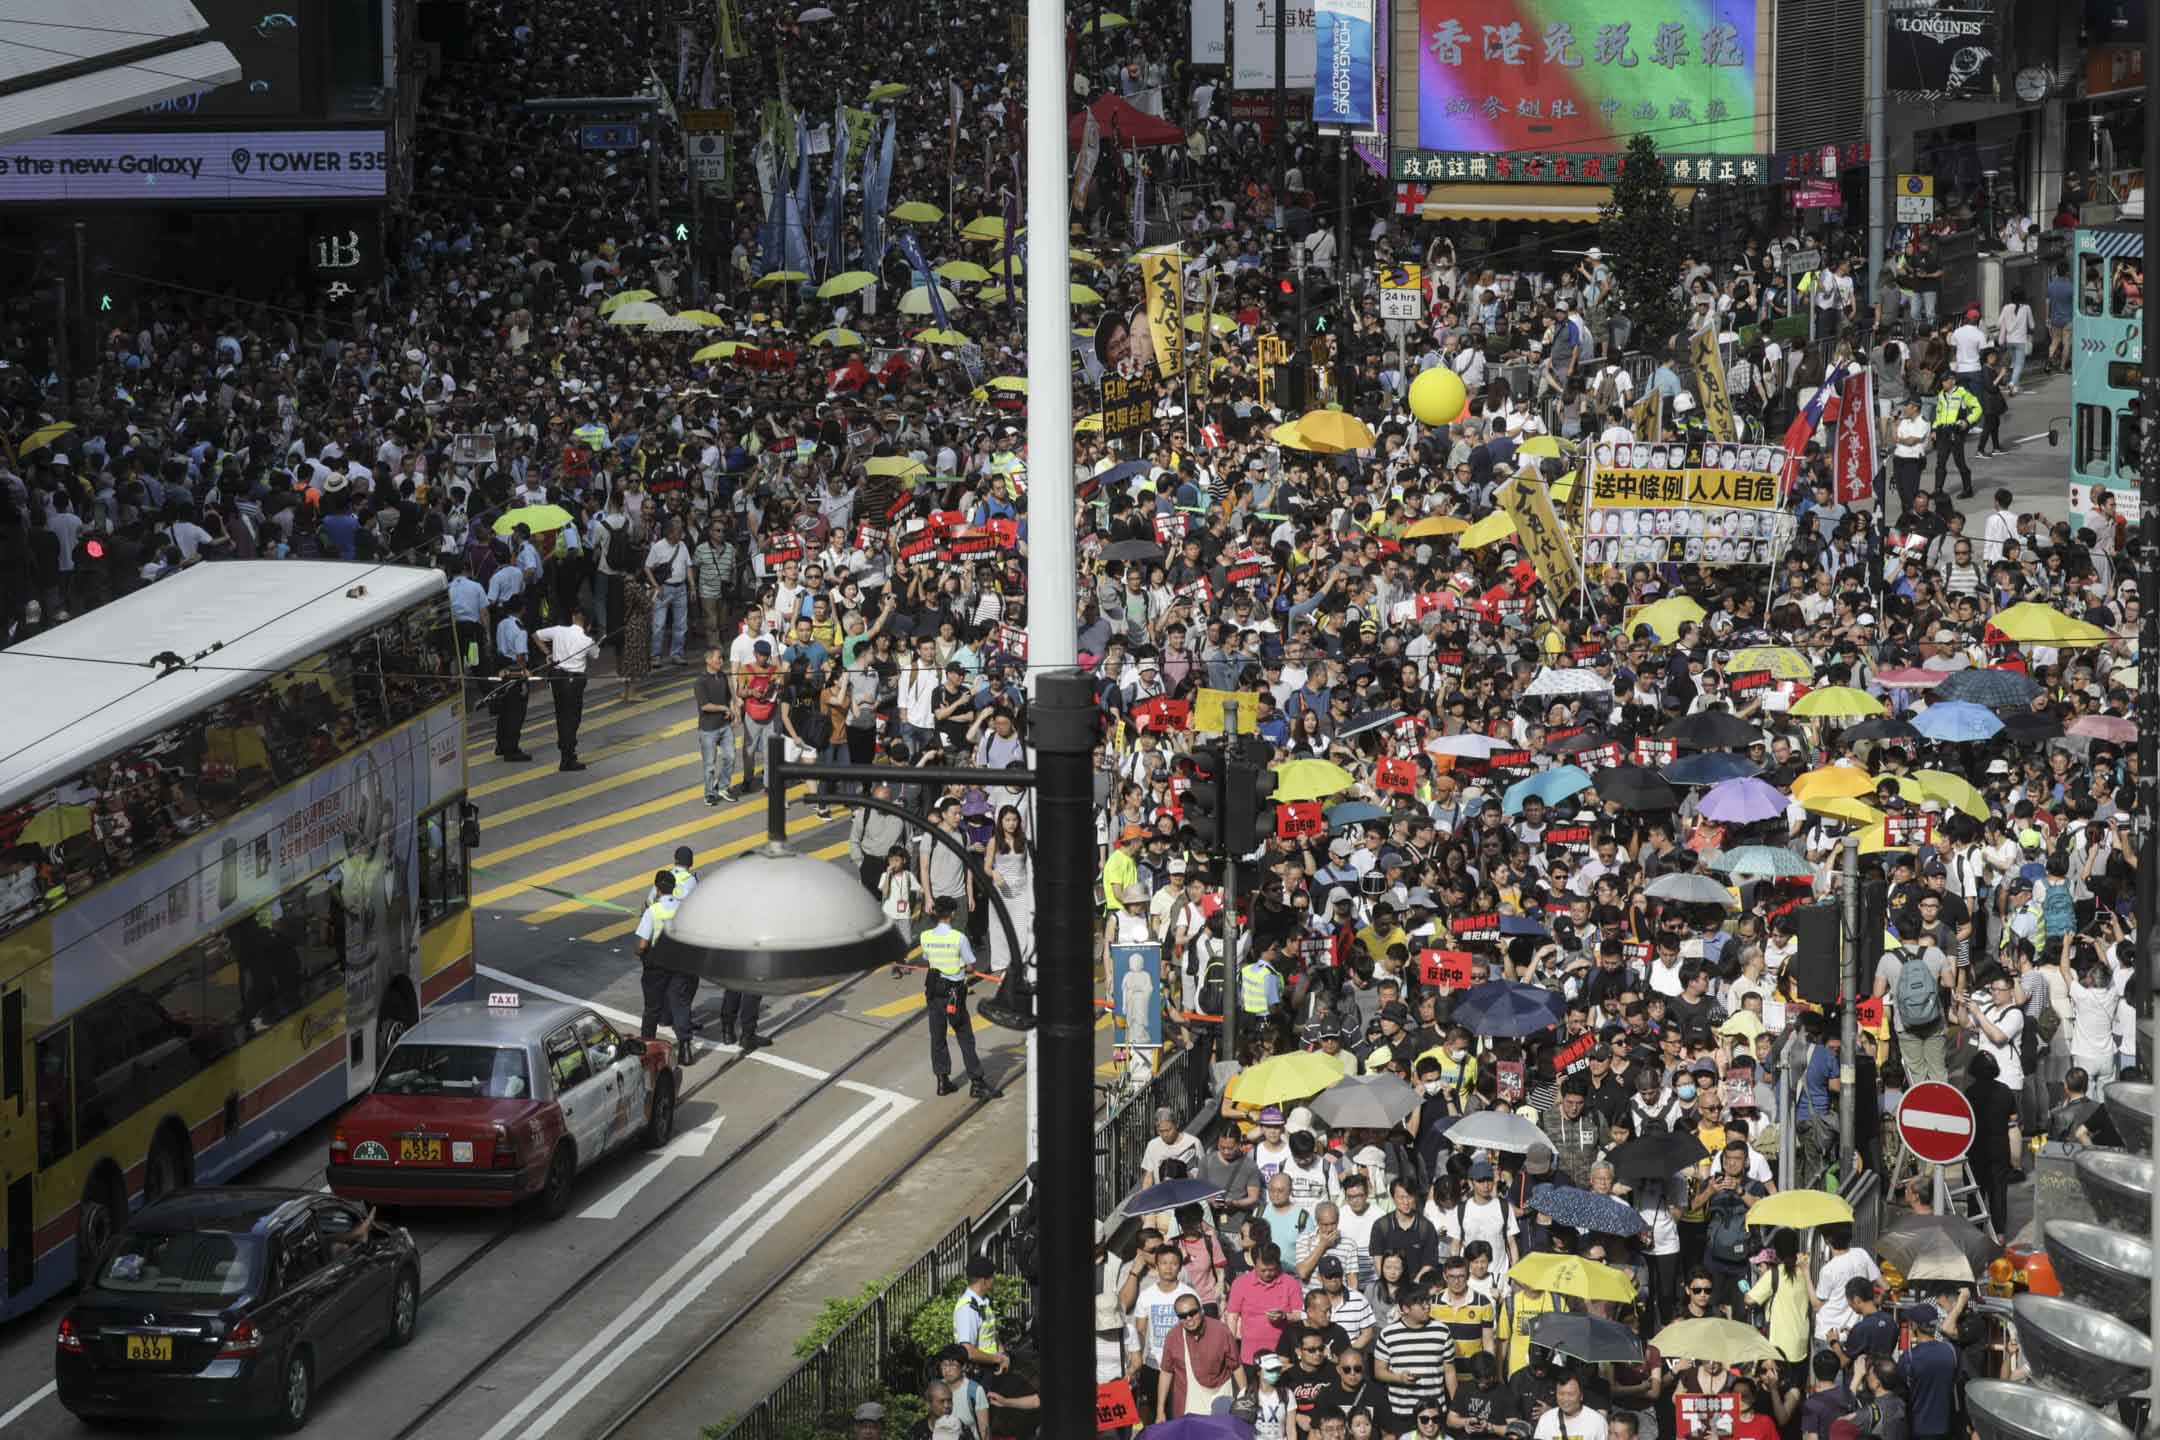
[1418,183,1697,223]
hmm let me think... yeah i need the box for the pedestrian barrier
[719,1049,1203,1440]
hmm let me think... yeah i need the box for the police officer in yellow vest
[922,896,1002,1099]
[648,846,729,1059]
[1239,940,1283,1019]
[1932,372,1983,501]
[635,870,696,1063]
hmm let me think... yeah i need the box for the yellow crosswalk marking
[574,840,851,942]
[466,673,694,748]
[866,992,925,1018]
[480,754,699,827]
[468,717,698,799]
[473,785,789,870]
[504,812,838,921]
[472,681,698,768]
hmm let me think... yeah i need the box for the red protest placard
[1132,696,1191,732]
[1096,1379,1140,1431]
[1634,738,1678,767]
[1620,940,1653,966]
[1675,1393,1736,1440]
[1374,756,1418,795]
[945,529,1000,557]
[1728,670,1774,695]
[1417,948,1476,990]
[1277,802,1325,839]
[927,509,967,537]
[1545,824,1593,846]
[1884,813,1934,848]
[1578,743,1621,769]
[1489,749,1534,771]
[1447,913,1500,942]
[986,517,1020,549]
[852,522,886,553]
[1856,996,1886,1031]
[1174,576,1214,609]
[1556,1031,1596,1075]
[1497,1059,1525,1103]
[1153,511,1189,546]
[762,537,805,568]
[993,623,1030,660]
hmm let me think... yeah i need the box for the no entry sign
[1897,1081,1976,1165]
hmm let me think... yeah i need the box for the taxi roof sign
[487,991,522,1009]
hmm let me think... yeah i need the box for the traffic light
[1185,743,1228,853]
[1223,737,1278,853]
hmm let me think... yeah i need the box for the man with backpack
[590,489,635,652]
[1878,938,1949,1084]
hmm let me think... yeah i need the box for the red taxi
[327,995,678,1219]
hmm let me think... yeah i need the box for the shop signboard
[0,129,388,204]
[1232,0,1316,90]
[1887,2,1999,100]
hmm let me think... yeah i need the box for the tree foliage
[1598,133,1686,359]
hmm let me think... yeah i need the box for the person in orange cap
[1102,823,1147,913]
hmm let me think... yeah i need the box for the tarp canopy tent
[1067,94,1185,149]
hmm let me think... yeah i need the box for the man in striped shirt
[1375,1289,1452,1425]
[1310,1257,1377,1351]
[1430,1255,1496,1361]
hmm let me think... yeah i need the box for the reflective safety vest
[573,421,611,452]
[642,894,681,941]
[668,865,695,898]
[959,1289,1001,1355]
[922,925,966,978]
[1240,961,1274,1015]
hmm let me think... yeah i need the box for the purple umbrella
[1698,776,1788,824]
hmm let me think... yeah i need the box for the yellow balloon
[1409,365,1467,426]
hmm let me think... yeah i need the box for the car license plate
[126,1335,172,1362]
[398,1138,443,1162]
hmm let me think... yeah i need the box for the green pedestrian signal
[675,222,689,241]
[99,294,112,311]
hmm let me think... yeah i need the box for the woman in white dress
[985,804,1036,976]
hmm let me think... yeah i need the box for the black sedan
[56,1187,420,1430]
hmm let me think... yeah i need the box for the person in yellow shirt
[1356,900,1408,966]
[1496,1279,1559,1375]
[1101,825,1145,913]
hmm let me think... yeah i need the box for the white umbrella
[1426,733,1505,758]
[1525,667,1613,698]
[604,300,669,327]
[641,313,707,333]
[1441,1110,1550,1155]
[797,5,837,18]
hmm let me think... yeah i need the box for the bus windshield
[376,1044,532,1100]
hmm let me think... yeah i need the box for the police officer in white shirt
[634,870,696,1062]
[534,608,596,771]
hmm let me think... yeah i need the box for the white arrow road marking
[477,1093,912,1440]
[579,1112,728,1221]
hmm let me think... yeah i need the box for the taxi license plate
[126,1335,172,1362]
[398,1138,443,1162]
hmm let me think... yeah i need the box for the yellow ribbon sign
[1191,688,1261,734]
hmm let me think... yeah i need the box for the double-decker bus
[0,562,475,1318]
[2067,223,2145,529]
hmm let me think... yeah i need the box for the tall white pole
[1024,0,1078,1165]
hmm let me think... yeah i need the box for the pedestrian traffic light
[1223,737,1278,852]
[1185,743,1227,852]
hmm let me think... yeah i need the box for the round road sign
[1896,1081,1976,1166]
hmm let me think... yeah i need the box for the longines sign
[0,129,388,203]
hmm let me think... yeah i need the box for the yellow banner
[1495,478,1581,604]
[718,0,748,59]
[1689,326,1737,442]
[1137,245,1185,381]
[1587,466,1783,511]
[1629,387,1662,442]
[1192,688,1261,734]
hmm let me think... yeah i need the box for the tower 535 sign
[0,129,389,203]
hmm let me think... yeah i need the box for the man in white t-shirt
[1949,307,1988,380]
[1128,1245,1200,1384]
[1963,973,2026,1091]
[1437,1161,1518,1275]
[1141,1108,1204,1185]
[1812,1227,1883,1342]
[1533,1374,1609,1440]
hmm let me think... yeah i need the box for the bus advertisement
[0,563,473,1318]
[2067,224,2145,530]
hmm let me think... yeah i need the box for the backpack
[603,515,633,572]
[1594,367,1623,411]
[1197,958,1226,1019]
[1894,951,1943,1031]
[1706,1190,1751,1265]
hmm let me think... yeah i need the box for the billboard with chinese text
[1414,0,1766,155]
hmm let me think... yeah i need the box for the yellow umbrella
[1987,601,2109,645]
[1070,248,1105,269]
[1718,1011,1767,1042]
[916,327,972,345]
[899,285,962,315]
[978,285,1010,305]
[1550,469,1579,503]
[596,289,657,315]
[1081,10,1129,29]
[987,376,1028,393]
[493,504,574,536]
[961,216,1005,242]
[1403,515,1470,539]
[691,340,756,361]
[1271,759,1358,803]
[1070,282,1105,304]
[866,82,910,101]
[1791,686,1884,719]
[754,270,808,288]
[1460,511,1518,549]
[1234,1051,1347,1107]
[18,803,92,849]
[1511,1253,1637,1303]
[1806,795,1886,826]
[604,300,669,327]
[1728,646,1815,682]
[1627,595,1707,643]
[1074,413,1104,433]
[890,200,943,223]
[1184,312,1238,335]
[1748,1190,1853,1229]
[1296,410,1377,452]
[17,421,75,458]
[1650,1318,1781,1365]
[810,327,864,347]
[816,271,879,299]
[1912,769,1989,823]
[675,309,728,327]
[937,260,993,283]
[1519,434,1565,458]
[1791,765,1876,803]
[865,456,928,478]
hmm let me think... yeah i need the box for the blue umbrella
[1697,776,1788,823]
[1711,844,1813,879]
[1936,667,2042,708]
[1502,764,1594,815]
[1324,801,1387,830]
[1450,980,1565,1037]
[1529,1184,1653,1237]
[1093,459,1153,488]
[1913,700,2005,743]
[1145,1416,1256,1440]
[1122,1177,1227,1214]
[1663,751,1762,786]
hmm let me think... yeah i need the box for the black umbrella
[1547,729,1614,756]
[1530,1312,1646,1365]
[1843,716,1922,744]
[2000,711,2065,744]
[1593,764,1679,811]
[1608,1133,1709,1184]
[1101,539,1165,564]
[1660,710,1762,750]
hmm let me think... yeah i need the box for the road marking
[474,785,777,870]
[577,1111,727,1221]
[472,809,820,912]
[469,718,699,799]
[482,754,700,827]
[483,1094,912,1440]
[861,989,998,1033]
[2005,432,2050,448]
[573,839,850,942]
[472,965,906,1102]
[472,678,698,766]
[0,1382,55,1430]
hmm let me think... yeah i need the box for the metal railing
[722,1047,1204,1440]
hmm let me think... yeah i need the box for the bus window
[2082,253,2106,316]
[35,1033,71,1166]
[417,806,468,927]
[2112,259,2144,320]
[2077,404,2113,475]
[2121,409,2144,480]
